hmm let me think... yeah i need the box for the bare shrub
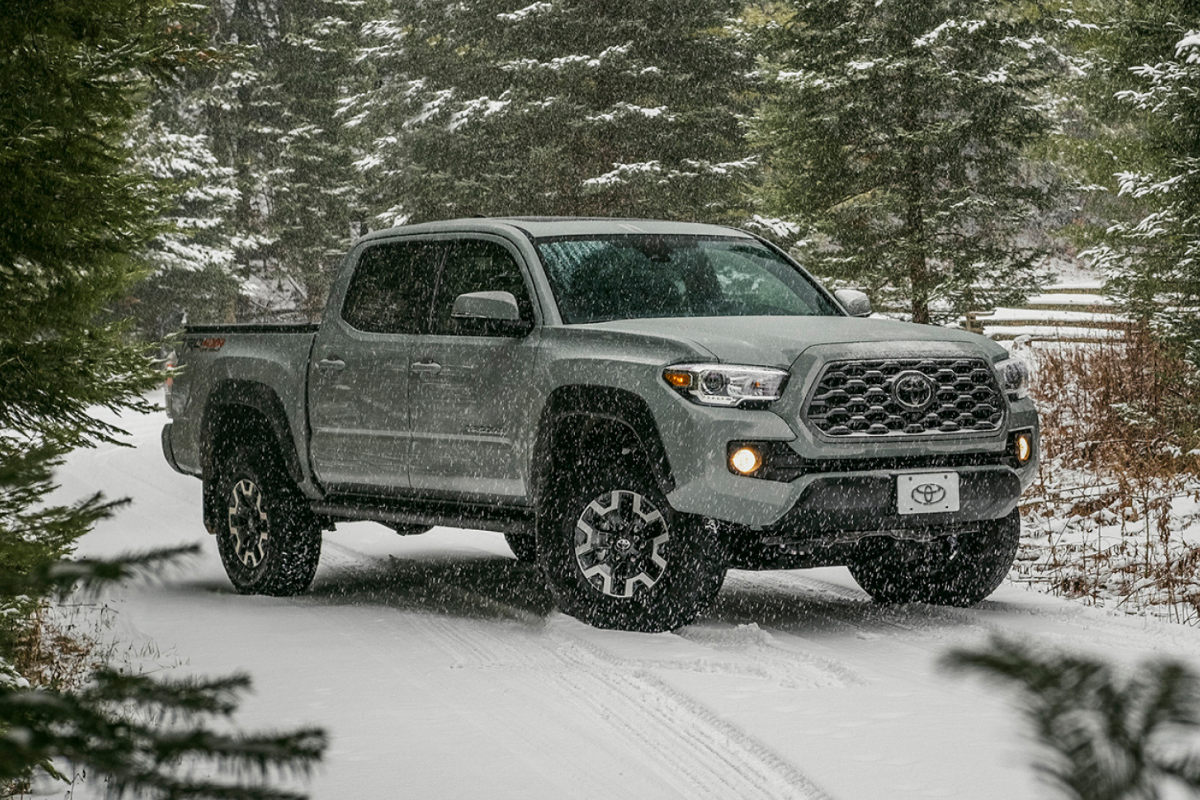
[1016,326,1200,623]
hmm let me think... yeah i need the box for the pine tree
[348,0,755,225]
[197,0,369,320]
[1,3,328,793]
[1,0,195,614]
[0,550,326,798]
[126,109,242,338]
[1074,6,1200,374]
[750,0,1064,323]
[947,636,1200,800]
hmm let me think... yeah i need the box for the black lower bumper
[770,468,1021,536]
[725,467,1022,570]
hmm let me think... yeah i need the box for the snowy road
[58,399,1200,799]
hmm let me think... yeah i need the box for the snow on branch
[449,94,512,131]
[501,44,630,73]
[583,161,661,187]
[497,2,553,22]
[587,103,674,123]
[745,215,801,238]
[914,19,987,48]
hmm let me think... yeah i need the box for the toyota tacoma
[162,217,1038,632]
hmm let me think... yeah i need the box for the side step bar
[313,495,536,536]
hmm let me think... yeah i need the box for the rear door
[307,239,443,492]
[408,237,541,500]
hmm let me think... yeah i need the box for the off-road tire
[537,456,725,633]
[848,510,1021,606]
[504,531,539,563]
[214,445,322,596]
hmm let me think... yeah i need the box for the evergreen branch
[87,670,251,717]
[0,545,202,599]
[150,728,329,774]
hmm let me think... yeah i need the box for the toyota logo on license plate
[897,472,960,515]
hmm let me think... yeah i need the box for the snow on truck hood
[579,315,1006,369]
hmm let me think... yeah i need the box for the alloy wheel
[228,478,269,567]
[573,489,670,598]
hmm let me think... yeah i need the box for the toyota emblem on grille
[911,483,947,506]
[892,370,936,411]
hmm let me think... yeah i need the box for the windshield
[534,234,842,324]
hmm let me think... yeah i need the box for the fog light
[730,446,763,475]
[1015,432,1033,464]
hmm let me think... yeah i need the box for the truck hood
[580,316,1006,368]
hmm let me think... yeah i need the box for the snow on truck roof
[359,216,754,242]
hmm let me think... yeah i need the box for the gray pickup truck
[163,217,1038,631]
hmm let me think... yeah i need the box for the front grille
[805,357,1005,437]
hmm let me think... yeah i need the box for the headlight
[662,363,789,407]
[994,356,1030,399]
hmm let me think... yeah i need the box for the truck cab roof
[358,216,756,243]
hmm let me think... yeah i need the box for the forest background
[120,0,1198,350]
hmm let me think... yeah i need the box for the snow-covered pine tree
[199,0,369,320]
[1079,7,1200,374]
[127,112,242,338]
[347,0,754,225]
[750,0,1064,323]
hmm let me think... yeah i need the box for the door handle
[410,360,443,375]
[317,357,346,371]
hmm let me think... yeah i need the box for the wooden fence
[962,280,1127,342]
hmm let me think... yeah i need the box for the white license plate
[897,472,960,515]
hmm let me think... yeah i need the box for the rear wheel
[848,510,1021,606]
[214,444,322,596]
[537,454,725,632]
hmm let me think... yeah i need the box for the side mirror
[452,291,521,322]
[834,288,872,318]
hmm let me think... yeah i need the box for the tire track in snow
[671,623,862,689]
[316,540,833,800]
[548,627,834,800]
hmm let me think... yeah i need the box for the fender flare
[532,386,675,501]
[201,380,306,488]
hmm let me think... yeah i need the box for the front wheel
[848,510,1021,606]
[214,446,322,597]
[537,462,725,632]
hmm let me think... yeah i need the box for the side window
[341,241,443,334]
[430,240,534,336]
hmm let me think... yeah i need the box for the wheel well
[201,382,300,534]
[533,386,674,501]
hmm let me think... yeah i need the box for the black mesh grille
[805,357,1005,437]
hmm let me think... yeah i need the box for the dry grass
[11,601,110,693]
[1016,326,1200,623]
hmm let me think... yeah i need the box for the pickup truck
[162,217,1038,632]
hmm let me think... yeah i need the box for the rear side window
[341,240,443,333]
[429,239,534,336]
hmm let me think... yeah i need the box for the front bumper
[663,408,1037,530]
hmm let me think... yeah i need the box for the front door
[307,239,443,492]
[408,238,540,500]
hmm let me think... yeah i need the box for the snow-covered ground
[53,395,1200,799]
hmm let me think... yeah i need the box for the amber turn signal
[663,370,693,388]
[730,446,763,475]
